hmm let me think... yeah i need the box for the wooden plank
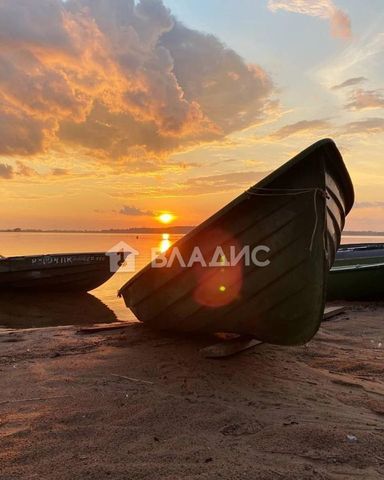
[0,325,75,336]
[323,306,345,322]
[200,336,263,358]
[77,322,133,334]
[201,306,345,358]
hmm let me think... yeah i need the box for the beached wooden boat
[328,262,384,300]
[0,252,119,292]
[119,139,354,345]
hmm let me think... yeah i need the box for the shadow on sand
[0,291,117,330]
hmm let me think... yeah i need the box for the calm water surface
[0,233,383,330]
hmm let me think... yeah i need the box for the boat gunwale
[331,262,384,272]
[1,252,111,262]
[338,243,384,251]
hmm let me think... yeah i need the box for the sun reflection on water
[159,233,172,253]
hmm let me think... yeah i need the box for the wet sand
[0,303,383,479]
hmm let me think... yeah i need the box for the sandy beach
[1,0,383,477]
[1,303,383,479]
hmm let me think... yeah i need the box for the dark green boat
[0,252,119,292]
[119,139,354,345]
[328,262,384,300]
[328,243,384,300]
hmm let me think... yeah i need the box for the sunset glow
[0,1,383,231]
[158,213,175,225]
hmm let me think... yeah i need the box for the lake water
[1,232,383,330]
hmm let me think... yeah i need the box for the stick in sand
[0,395,73,406]
[111,374,154,385]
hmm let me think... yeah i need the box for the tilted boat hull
[0,253,116,292]
[119,139,354,345]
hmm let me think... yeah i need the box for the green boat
[328,243,384,300]
[328,262,384,300]
[0,252,121,292]
[119,139,354,345]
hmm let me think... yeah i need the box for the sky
[0,0,383,230]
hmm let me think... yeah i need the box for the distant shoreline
[0,227,194,234]
[343,231,384,236]
[1,228,384,236]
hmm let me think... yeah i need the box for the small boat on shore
[328,243,384,300]
[0,252,120,292]
[328,262,384,300]
[119,139,354,345]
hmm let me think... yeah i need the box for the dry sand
[0,302,383,479]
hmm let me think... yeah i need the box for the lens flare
[192,229,244,308]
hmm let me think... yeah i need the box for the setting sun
[158,213,175,224]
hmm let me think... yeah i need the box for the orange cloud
[340,117,384,136]
[0,0,276,170]
[181,171,271,194]
[51,167,69,176]
[268,0,352,40]
[345,89,384,111]
[0,163,13,179]
[0,161,71,179]
[268,119,331,139]
[329,7,351,40]
[105,170,272,201]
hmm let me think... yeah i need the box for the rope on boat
[245,187,329,253]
